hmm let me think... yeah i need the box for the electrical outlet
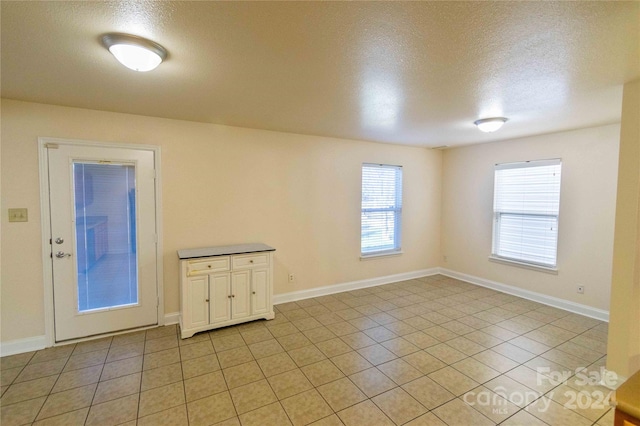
[288,273,295,282]
[577,285,585,294]
[8,208,28,222]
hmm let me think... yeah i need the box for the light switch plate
[8,208,28,222]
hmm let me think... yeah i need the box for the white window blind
[361,163,403,256]
[492,159,562,268]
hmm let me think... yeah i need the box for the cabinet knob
[205,299,209,302]
[232,294,235,298]
[249,260,254,263]
[207,265,211,268]
[228,295,232,298]
[252,291,256,294]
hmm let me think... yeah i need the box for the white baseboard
[164,311,180,325]
[273,268,440,305]
[0,335,47,357]
[273,266,609,322]
[439,268,610,322]
[1,267,610,357]
[600,369,626,390]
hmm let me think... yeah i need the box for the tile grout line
[0,275,613,426]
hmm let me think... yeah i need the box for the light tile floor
[1,275,616,425]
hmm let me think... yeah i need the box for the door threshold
[53,323,159,347]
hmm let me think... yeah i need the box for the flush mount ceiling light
[474,117,508,133]
[101,33,167,72]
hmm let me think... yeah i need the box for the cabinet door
[251,268,270,315]
[231,270,251,319]
[210,273,231,324]
[186,275,209,329]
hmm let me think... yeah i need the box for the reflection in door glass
[74,162,138,312]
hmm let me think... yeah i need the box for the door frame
[38,137,164,346]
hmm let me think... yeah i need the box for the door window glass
[73,162,138,312]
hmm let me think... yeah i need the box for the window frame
[490,158,562,272]
[360,163,403,258]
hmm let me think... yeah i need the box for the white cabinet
[209,273,231,324]
[252,268,270,315]
[178,244,275,339]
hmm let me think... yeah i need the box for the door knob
[55,251,72,258]
[54,237,64,244]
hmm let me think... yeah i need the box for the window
[492,159,562,269]
[361,163,403,256]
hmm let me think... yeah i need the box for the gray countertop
[178,243,275,259]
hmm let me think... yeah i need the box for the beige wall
[0,99,442,343]
[441,124,620,312]
[0,97,623,348]
[607,79,640,379]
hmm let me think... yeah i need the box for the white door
[186,275,209,329]
[252,268,269,315]
[46,142,158,342]
[210,273,231,324]
[231,270,251,319]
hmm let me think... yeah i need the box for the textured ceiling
[1,1,638,147]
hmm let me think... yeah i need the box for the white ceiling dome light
[101,33,167,72]
[474,117,508,133]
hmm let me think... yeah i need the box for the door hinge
[45,143,59,149]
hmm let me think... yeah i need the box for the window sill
[488,256,558,275]
[360,251,404,261]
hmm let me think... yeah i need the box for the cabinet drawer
[232,253,269,269]
[187,257,230,275]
